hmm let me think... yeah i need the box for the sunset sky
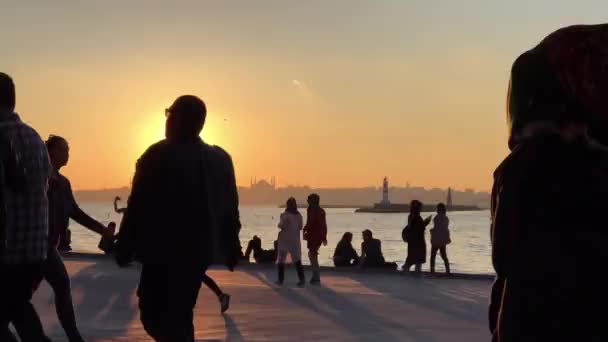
[2,1,607,191]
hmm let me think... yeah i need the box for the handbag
[401,225,410,243]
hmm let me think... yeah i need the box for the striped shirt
[0,112,51,264]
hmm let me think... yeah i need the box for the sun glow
[134,112,166,156]
[133,110,224,158]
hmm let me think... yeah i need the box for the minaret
[446,187,453,210]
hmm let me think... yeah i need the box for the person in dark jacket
[0,133,23,261]
[360,229,384,267]
[303,193,327,285]
[360,229,396,269]
[0,72,53,342]
[430,203,451,275]
[114,195,231,313]
[115,95,241,342]
[490,24,608,342]
[41,135,114,342]
[403,200,431,274]
[0,126,26,342]
[333,232,359,267]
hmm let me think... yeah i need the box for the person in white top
[430,203,451,275]
[276,197,305,286]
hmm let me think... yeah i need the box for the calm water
[73,203,493,275]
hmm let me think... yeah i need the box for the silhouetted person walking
[115,95,241,342]
[490,25,608,342]
[430,203,451,275]
[276,197,305,286]
[333,232,359,267]
[0,72,51,341]
[0,127,23,261]
[403,200,431,274]
[0,104,27,342]
[42,135,115,342]
[116,192,230,313]
[303,193,327,285]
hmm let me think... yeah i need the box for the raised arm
[114,196,126,214]
[423,216,433,227]
[66,178,108,236]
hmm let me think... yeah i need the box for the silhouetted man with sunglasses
[116,95,241,342]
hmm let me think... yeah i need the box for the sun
[134,111,221,156]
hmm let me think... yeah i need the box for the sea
[73,203,493,275]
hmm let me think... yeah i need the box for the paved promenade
[31,256,492,341]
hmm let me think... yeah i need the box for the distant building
[250,176,276,190]
[235,176,490,208]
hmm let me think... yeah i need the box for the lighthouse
[380,177,391,207]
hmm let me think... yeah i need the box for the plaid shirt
[0,112,50,264]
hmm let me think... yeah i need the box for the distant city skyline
[76,176,485,193]
[245,176,480,193]
[75,180,490,208]
[3,1,608,192]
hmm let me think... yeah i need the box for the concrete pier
[31,255,491,341]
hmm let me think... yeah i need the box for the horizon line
[73,184,491,194]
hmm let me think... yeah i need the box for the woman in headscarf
[490,24,608,341]
[276,197,305,286]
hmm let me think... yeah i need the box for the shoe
[275,280,284,286]
[220,293,231,314]
[296,280,305,287]
[309,278,321,285]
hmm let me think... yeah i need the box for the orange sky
[3,1,607,192]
